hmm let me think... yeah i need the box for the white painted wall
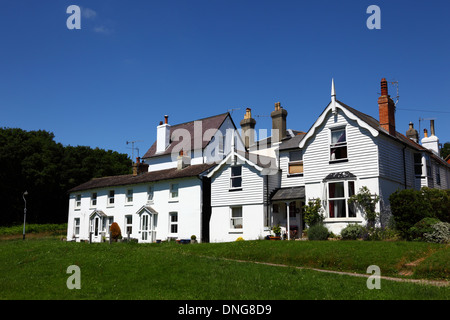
[67,177,203,243]
[209,204,269,242]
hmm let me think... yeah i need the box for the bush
[110,222,122,241]
[341,224,364,240]
[304,198,325,227]
[421,187,450,223]
[307,224,329,241]
[424,222,450,244]
[389,189,433,238]
[409,217,441,241]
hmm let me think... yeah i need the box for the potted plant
[190,235,197,244]
[270,224,281,240]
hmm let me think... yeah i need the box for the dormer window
[330,128,347,161]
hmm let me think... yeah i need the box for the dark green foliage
[389,187,450,239]
[389,188,433,238]
[0,127,131,225]
[421,187,450,223]
[307,224,329,241]
[303,198,325,227]
[409,218,441,241]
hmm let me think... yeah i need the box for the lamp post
[22,191,28,240]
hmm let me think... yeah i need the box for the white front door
[140,213,151,243]
[91,216,102,242]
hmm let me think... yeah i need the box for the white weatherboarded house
[207,146,278,242]
[299,79,450,234]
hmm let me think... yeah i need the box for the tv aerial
[126,140,143,162]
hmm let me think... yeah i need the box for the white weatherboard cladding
[210,162,264,207]
[279,151,304,188]
[303,109,379,184]
[377,134,406,185]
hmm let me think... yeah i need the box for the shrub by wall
[409,217,441,241]
[390,188,450,239]
[110,222,121,241]
[340,224,364,240]
[389,189,433,238]
[307,224,329,241]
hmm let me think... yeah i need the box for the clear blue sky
[1,0,449,159]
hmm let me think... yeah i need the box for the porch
[270,186,305,240]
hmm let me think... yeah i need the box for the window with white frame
[108,190,115,205]
[328,180,356,218]
[75,194,81,208]
[230,207,243,229]
[169,212,178,234]
[230,165,242,189]
[170,183,179,199]
[288,150,303,175]
[90,192,97,207]
[74,218,80,236]
[330,128,347,161]
[126,189,133,203]
[125,215,132,235]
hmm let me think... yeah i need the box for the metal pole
[22,191,28,240]
[286,201,290,240]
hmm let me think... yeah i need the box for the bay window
[328,180,356,218]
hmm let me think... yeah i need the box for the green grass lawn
[0,238,448,300]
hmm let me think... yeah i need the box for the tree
[0,127,131,226]
[441,142,450,160]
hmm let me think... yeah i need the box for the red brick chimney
[378,78,396,136]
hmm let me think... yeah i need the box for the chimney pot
[430,120,435,136]
[381,78,388,96]
[164,115,169,124]
[424,128,428,138]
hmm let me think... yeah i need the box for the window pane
[330,146,347,160]
[331,129,346,144]
[289,162,303,174]
[232,207,242,218]
[231,166,242,177]
[231,177,242,188]
[329,199,346,218]
[348,181,355,197]
[289,151,302,162]
[329,182,344,198]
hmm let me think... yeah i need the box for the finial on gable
[331,78,337,115]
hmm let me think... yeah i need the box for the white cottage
[299,79,450,234]
[67,112,245,243]
[206,148,278,243]
[67,161,215,243]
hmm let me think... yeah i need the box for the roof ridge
[168,112,229,128]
